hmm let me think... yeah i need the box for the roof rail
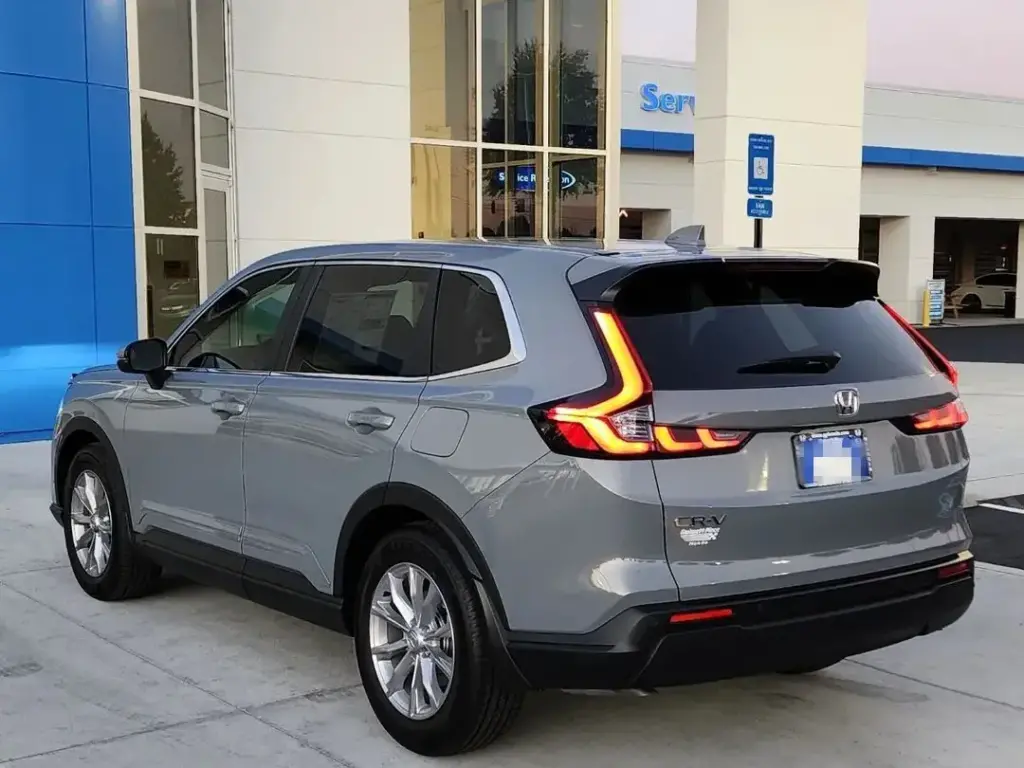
[665,224,705,253]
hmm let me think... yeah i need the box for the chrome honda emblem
[833,388,860,417]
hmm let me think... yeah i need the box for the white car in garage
[950,271,1017,312]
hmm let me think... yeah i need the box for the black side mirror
[117,338,169,388]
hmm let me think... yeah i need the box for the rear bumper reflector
[669,607,733,624]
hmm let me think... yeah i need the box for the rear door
[610,258,971,601]
[240,262,438,592]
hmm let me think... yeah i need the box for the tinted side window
[432,270,512,375]
[988,273,1015,287]
[287,264,438,377]
[170,267,302,370]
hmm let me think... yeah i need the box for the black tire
[960,294,982,313]
[354,524,524,756]
[62,444,161,601]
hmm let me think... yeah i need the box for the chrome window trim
[161,367,269,378]
[267,371,430,384]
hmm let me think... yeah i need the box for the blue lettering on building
[494,167,576,192]
[639,83,695,115]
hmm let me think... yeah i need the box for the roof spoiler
[664,224,705,253]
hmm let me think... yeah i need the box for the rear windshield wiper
[736,352,841,375]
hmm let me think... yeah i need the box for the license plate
[793,428,872,489]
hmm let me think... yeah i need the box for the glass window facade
[411,145,477,239]
[140,98,198,228]
[134,0,234,339]
[410,0,613,243]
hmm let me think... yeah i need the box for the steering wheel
[188,351,241,370]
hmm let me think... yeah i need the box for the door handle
[346,409,395,432]
[210,399,246,417]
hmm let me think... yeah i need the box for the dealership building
[2,0,1024,441]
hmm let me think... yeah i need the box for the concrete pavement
[958,362,1024,502]
[2,362,1023,766]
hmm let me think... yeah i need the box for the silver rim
[368,562,455,720]
[68,470,113,578]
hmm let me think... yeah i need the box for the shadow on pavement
[921,324,1024,364]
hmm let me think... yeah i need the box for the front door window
[170,266,302,370]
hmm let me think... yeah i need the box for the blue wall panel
[0,0,87,82]
[85,0,129,88]
[0,226,98,440]
[0,75,92,226]
[89,84,134,227]
[0,0,135,443]
[93,226,138,348]
[0,226,97,349]
[621,128,694,153]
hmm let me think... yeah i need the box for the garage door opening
[936,219,1019,315]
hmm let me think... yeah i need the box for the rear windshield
[613,261,935,390]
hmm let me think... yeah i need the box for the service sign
[925,279,946,323]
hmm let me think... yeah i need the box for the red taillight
[532,307,751,459]
[546,309,655,456]
[937,561,972,580]
[653,427,749,454]
[937,553,973,580]
[881,301,959,388]
[911,399,969,433]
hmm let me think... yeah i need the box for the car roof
[243,240,588,275]
[243,239,857,277]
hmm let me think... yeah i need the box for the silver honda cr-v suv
[50,239,974,756]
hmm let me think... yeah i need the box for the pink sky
[621,0,1024,100]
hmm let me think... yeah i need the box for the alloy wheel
[368,562,456,720]
[68,470,114,578]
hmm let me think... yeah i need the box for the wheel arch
[335,483,511,635]
[960,292,982,307]
[54,417,122,505]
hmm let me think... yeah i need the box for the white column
[1015,223,1024,319]
[877,215,935,322]
[693,0,867,258]
[230,0,411,267]
[602,0,623,247]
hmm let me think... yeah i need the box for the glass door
[199,174,235,300]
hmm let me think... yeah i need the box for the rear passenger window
[987,273,1015,287]
[432,270,512,375]
[286,264,438,377]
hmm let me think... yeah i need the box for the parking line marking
[977,562,1024,577]
[977,502,1024,515]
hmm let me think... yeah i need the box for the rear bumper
[505,554,974,690]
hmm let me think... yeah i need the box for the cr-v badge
[674,515,726,546]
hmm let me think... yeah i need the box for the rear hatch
[603,257,970,601]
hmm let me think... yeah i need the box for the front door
[241,262,439,592]
[123,265,307,555]
[125,370,263,553]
